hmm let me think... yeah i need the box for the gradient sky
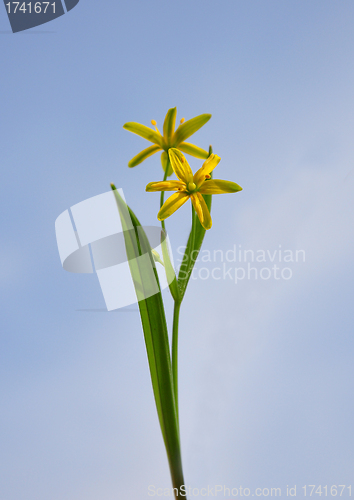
[1,1,354,499]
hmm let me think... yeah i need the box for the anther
[205,174,211,179]
[180,118,185,124]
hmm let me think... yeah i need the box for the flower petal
[173,114,211,144]
[193,154,221,186]
[160,151,173,176]
[128,145,161,167]
[146,181,186,192]
[163,107,177,144]
[198,179,243,194]
[158,192,190,221]
[178,142,209,159]
[168,148,194,184]
[191,193,212,230]
[123,122,164,148]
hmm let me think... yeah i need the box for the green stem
[160,157,185,498]
[160,159,169,236]
[161,155,180,419]
[171,205,196,430]
[159,155,180,302]
[172,300,181,425]
[190,204,196,262]
[160,161,169,211]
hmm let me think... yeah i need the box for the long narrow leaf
[111,185,185,494]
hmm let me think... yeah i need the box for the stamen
[205,174,211,179]
[180,118,185,124]
[151,119,161,134]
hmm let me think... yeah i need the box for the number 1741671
[5,2,56,14]
[303,486,352,496]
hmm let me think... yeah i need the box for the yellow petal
[178,142,209,159]
[191,193,212,230]
[128,145,161,167]
[168,148,194,184]
[123,122,164,148]
[160,151,173,176]
[198,179,243,194]
[193,154,221,187]
[163,107,177,144]
[146,181,186,192]
[158,192,190,220]
[173,114,211,144]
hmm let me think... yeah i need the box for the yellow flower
[123,107,211,175]
[146,148,242,230]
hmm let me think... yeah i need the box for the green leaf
[123,122,164,148]
[128,145,161,167]
[178,142,210,159]
[163,107,177,144]
[110,185,185,494]
[174,113,211,145]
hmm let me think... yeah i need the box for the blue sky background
[1,1,354,498]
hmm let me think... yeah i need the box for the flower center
[187,182,197,192]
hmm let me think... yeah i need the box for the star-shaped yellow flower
[146,148,242,230]
[123,107,211,174]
